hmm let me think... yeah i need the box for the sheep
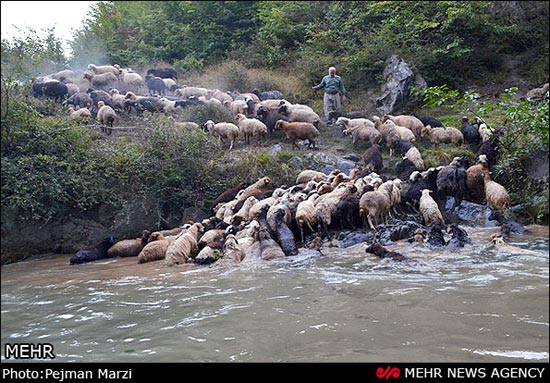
[315,183,358,238]
[327,110,367,124]
[237,176,274,204]
[145,75,166,96]
[203,120,240,150]
[401,167,440,212]
[224,99,248,117]
[436,156,470,205]
[230,196,259,226]
[83,71,119,89]
[427,221,447,248]
[483,173,511,213]
[382,119,416,144]
[158,97,183,115]
[258,99,285,112]
[70,235,118,265]
[342,123,382,148]
[175,86,209,99]
[221,234,245,263]
[278,104,321,128]
[96,101,117,133]
[67,106,92,121]
[383,114,424,137]
[274,120,320,150]
[88,64,120,76]
[420,125,464,147]
[87,88,112,114]
[255,105,289,136]
[446,223,472,251]
[107,230,150,258]
[419,189,445,226]
[365,242,409,261]
[411,113,443,128]
[373,118,401,154]
[460,116,481,145]
[393,140,424,171]
[360,181,391,231]
[271,207,299,256]
[476,130,501,168]
[31,80,68,102]
[64,82,80,96]
[108,88,127,111]
[63,92,93,110]
[146,67,178,80]
[488,210,526,234]
[162,78,178,92]
[252,88,284,101]
[211,181,250,211]
[118,70,146,92]
[525,82,549,101]
[470,118,492,144]
[278,99,315,112]
[194,245,222,265]
[197,228,226,251]
[235,113,268,145]
[208,89,234,104]
[466,154,490,203]
[137,232,170,263]
[296,170,327,185]
[258,227,286,260]
[362,144,384,173]
[165,222,204,266]
[50,69,78,81]
[232,91,260,103]
[295,193,320,245]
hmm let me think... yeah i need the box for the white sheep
[67,106,92,120]
[165,222,204,266]
[382,119,416,143]
[404,146,424,171]
[419,189,445,225]
[108,88,126,110]
[278,104,321,127]
[118,71,146,92]
[175,86,209,98]
[224,99,248,117]
[295,192,320,244]
[204,120,240,150]
[88,64,120,76]
[235,113,268,144]
[96,101,117,133]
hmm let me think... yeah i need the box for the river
[1,225,548,362]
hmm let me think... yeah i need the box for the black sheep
[32,81,68,102]
[146,67,178,80]
[70,235,119,265]
[476,129,502,169]
[411,113,443,128]
[63,92,93,109]
[211,181,249,211]
[255,105,289,136]
[252,89,284,101]
[401,167,439,212]
[436,157,470,206]
[362,144,384,173]
[446,223,472,251]
[426,221,446,248]
[460,117,481,146]
[145,75,166,96]
[273,208,299,256]
[365,242,409,261]
[488,210,526,234]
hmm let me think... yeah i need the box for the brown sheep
[466,154,490,203]
[165,222,205,266]
[483,173,511,213]
[137,232,170,264]
[274,120,319,150]
[107,230,150,258]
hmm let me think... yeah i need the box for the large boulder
[375,55,427,115]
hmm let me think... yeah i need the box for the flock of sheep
[28,62,518,267]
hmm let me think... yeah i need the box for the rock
[444,197,491,226]
[336,230,374,248]
[269,144,283,156]
[337,159,357,175]
[375,54,427,115]
[342,153,361,162]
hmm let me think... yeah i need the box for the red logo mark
[376,365,401,381]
